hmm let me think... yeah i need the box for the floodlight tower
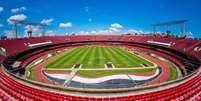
[27,25,33,38]
[10,19,21,38]
[10,19,47,38]
[41,25,47,36]
[152,20,188,36]
[13,21,18,38]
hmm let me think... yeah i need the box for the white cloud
[84,32,89,35]
[77,29,122,35]
[91,30,97,34]
[7,14,27,24]
[76,23,148,35]
[46,30,55,36]
[24,25,43,37]
[111,23,123,29]
[59,22,72,28]
[97,30,110,34]
[40,18,54,25]
[46,30,54,33]
[78,30,85,34]
[78,30,97,35]
[109,23,123,32]
[124,29,153,35]
[126,29,144,34]
[183,32,193,38]
[0,24,3,27]
[77,29,148,35]
[109,27,119,32]
[4,30,15,38]
[11,7,27,13]
[0,7,3,13]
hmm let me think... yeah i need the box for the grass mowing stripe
[86,46,99,68]
[64,47,90,68]
[45,46,151,69]
[95,46,101,66]
[97,46,106,66]
[101,46,112,63]
[118,48,153,66]
[115,48,142,64]
[48,47,86,68]
[103,47,116,64]
[78,46,94,65]
[92,46,101,67]
[75,46,91,64]
[48,47,84,67]
[113,47,141,67]
[89,46,98,68]
[46,48,77,67]
[117,47,153,66]
[109,47,137,66]
[59,47,87,64]
[117,48,144,63]
[96,46,103,68]
[82,46,96,68]
[107,47,126,67]
[80,46,93,68]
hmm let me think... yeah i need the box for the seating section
[0,35,201,100]
[0,90,13,101]
[0,67,200,101]
[1,35,201,59]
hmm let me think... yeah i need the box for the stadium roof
[152,20,189,26]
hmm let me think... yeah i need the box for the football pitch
[45,46,154,69]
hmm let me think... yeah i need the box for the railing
[2,64,199,94]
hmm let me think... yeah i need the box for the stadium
[0,33,201,100]
[0,0,201,101]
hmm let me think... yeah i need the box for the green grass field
[26,45,179,81]
[45,46,154,69]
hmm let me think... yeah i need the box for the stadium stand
[0,35,201,100]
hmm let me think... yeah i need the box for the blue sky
[0,0,201,38]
